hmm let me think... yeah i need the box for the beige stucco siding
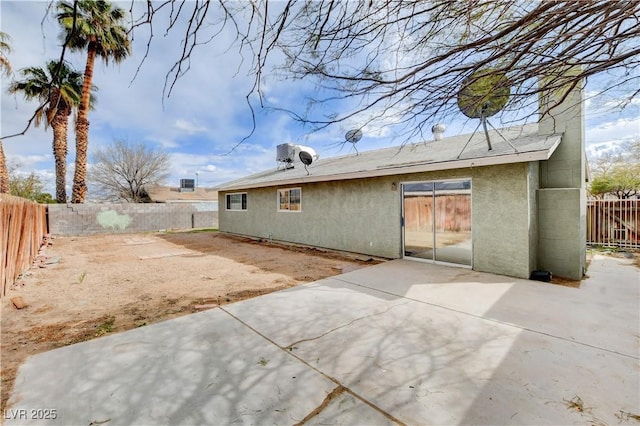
[220,179,402,258]
[220,162,536,278]
[468,163,534,278]
[527,162,540,273]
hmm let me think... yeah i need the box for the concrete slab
[224,278,408,349]
[304,391,396,426]
[5,255,639,425]
[332,257,640,357]
[284,299,637,425]
[122,237,157,245]
[138,250,194,260]
[225,257,639,424]
[5,309,341,425]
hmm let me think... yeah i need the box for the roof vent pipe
[432,123,446,141]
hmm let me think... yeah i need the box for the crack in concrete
[284,301,411,351]
[220,306,406,426]
[293,385,346,425]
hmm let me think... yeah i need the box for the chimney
[536,65,587,280]
[538,66,585,188]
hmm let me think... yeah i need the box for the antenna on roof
[456,69,519,158]
[345,129,363,155]
[276,143,318,174]
[299,150,313,175]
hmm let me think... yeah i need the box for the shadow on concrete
[6,309,337,425]
[225,256,640,424]
[457,255,640,425]
[6,255,639,425]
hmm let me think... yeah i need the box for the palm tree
[0,31,12,194]
[57,0,131,203]
[0,31,11,76]
[0,142,8,194]
[0,31,11,194]
[9,61,84,203]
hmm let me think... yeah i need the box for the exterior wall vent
[432,123,446,141]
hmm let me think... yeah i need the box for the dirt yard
[1,231,379,411]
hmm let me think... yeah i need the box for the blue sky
[1,1,639,196]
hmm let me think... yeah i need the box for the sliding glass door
[402,180,472,266]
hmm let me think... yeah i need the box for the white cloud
[587,116,640,144]
[146,136,180,149]
[6,154,51,170]
[174,119,207,134]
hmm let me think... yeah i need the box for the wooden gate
[586,199,639,248]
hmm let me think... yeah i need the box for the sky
[1,1,639,198]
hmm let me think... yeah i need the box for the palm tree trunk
[72,43,96,203]
[72,117,89,203]
[50,94,70,203]
[0,139,8,194]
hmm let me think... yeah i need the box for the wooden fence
[404,194,472,232]
[1,194,48,298]
[587,199,639,248]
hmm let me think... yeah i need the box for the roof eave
[220,140,560,192]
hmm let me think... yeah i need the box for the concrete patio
[5,255,639,425]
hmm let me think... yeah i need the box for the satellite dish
[344,129,363,154]
[345,129,363,144]
[457,69,510,119]
[299,150,313,165]
[295,145,318,175]
[456,69,514,154]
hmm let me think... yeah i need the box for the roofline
[220,137,561,192]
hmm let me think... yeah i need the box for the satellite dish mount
[456,69,518,158]
[299,150,313,175]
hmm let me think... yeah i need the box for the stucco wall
[527,162,540,273]
[48,203,219,236]
[467,163,534,278]
[220,179,401,258]
[538,188,586,279]
[537,72,586,280]
[220,162,536,278]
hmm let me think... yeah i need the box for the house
[218,84,586,280]
[146,185,219,208]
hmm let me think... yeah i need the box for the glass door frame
[401,178,473,268]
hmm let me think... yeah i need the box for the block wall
[48,203,218,236]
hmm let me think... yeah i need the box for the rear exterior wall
[219,162,536,278]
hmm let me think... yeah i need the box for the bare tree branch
[90,138,170,202]
[7,0,640,148]
[126,0,640,145]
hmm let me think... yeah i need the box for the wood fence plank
[0,194,48,297]
[586,199,639,248]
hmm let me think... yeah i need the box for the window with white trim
[226,193,247,210]
[278,187,301,211]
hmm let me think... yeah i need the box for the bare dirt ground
[1,231,378,411]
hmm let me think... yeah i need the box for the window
[278,188,301,211]
[226,193,247,210]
